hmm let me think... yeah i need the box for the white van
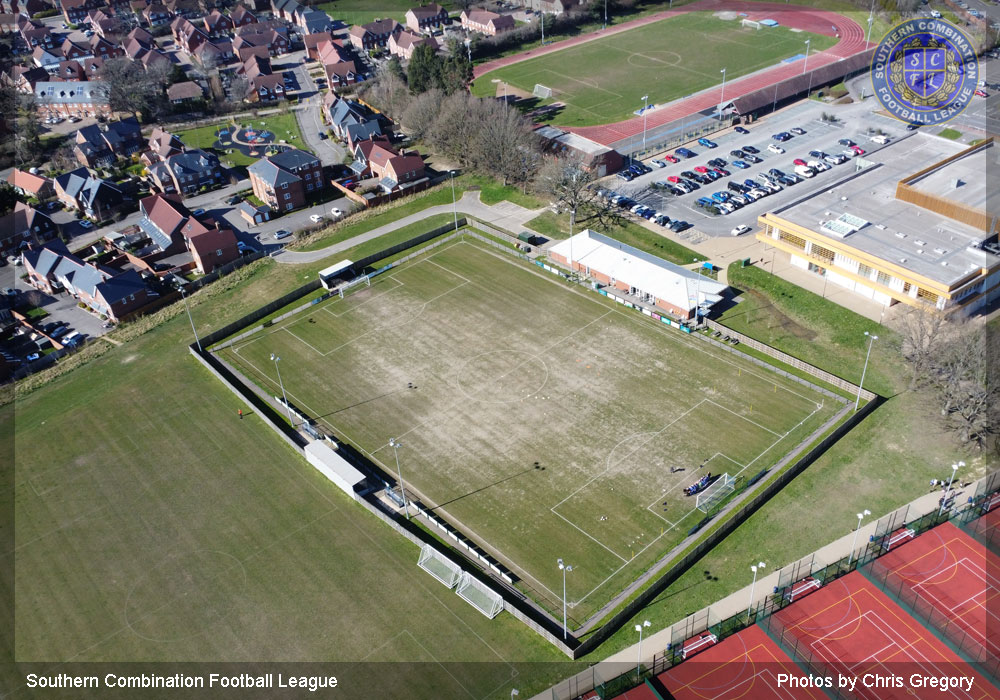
[871,134,890,145]
[794,165,817,178]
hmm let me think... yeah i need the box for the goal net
[456,572,504,619]
[338,274,371,299]
[533,83,553,99]
[696,473,736,513]
[741,18,761,30]
[417,544,462,589]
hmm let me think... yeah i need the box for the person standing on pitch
[238,409,243,420]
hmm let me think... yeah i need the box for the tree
[360,62,410,120]
[13,92,43,166]
[400,88,443,141]
[473,99,539,188]
[407,43,439,94]
[98,57,168,119]
[894,310,950,390]
[228,76,252,105]
[535,156,629,234]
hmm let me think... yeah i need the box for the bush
[33,8,59,17]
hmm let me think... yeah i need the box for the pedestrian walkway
[276,191,545,265]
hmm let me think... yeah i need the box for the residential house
[3,0,52,16]
[89,34,124,58]
[35,81,111,118]
[53,167,125,219]
[237,200,269,226]
[324,59,358,92]
[23,242,152,322]
[57,58,87,81]
[247,148,323,212]
[405,3,448,33]
[460,8,513,35]
[353,137,426,193]
[295,7,331,34]
[141,126,185,165]
[229,3,255,26]
[83,56,104,77]
[347,18,401,51]
[163,0,198,17]
[32,45,63,68]
[7,169,56,200]
[73,117,143,167]
[524,0,579,13]
[146,149,222,195]
[388,30,437,60]
[193,37,233,66]
[171,16,207,53]
[88,9,118,36]
[1,202,59,255]
[5,65,51,93]
[61,38,90,59]
[303,31,334,60]
[60,0,104,25]
[126,25,155,44]
[138,193,239,273]
[235,42,268,62]
[141,2,171,25]
[322,93,383,147]
[238,53,284,101]
[231,25,288,55]
[166,79,203,104]
[202,8,232,36]
[20,21,55,49]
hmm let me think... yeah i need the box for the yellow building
[756,135,999,315]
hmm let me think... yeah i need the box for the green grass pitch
[219,240,841,622]
[471,14,836,127]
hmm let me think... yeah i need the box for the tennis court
[963,499,1000,556]
[766,571,1000,700]
[864,522,1000,676]
[657,624,828,700]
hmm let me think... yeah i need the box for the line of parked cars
[597,189,691,232]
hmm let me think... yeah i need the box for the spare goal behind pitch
[456,572,504,619]
[417,544,462,589]
[741,18,761,30]
[696,473,736,513]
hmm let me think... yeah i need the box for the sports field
[219,240,841,621]
[471,14,836,126]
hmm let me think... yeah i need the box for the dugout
[304,441,367,498]
[319,259,354,289]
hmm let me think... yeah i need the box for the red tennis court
[965,501,1000,554]
[867,522,1000,670]
[657,624,828,700]
[768,571,1000,700]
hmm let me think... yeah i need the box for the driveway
[13,276,109,342]
[293,66,348,166]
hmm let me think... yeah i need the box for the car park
[698,138,718,148]
[274,230,292,239]
[732,160,749,169]
[767,143,785,154]
[735,126,749,134]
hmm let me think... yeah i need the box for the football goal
[741,18,761,30]
[417,544,463,589]
[456,572,504,619]
[696,473,736,513]
[338,274,371,299]
[533,83,554,99]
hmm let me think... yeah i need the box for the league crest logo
[870,19,978,125]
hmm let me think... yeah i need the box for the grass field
[316,0,453,26]
[472,14,836,126]
[218,240,841,622]
[9,272,575,696]
[175,114,308,167]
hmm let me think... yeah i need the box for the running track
[473,0,870,147]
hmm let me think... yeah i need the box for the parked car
[838,138,855,147]
[793,158,808,167]
[744,154,762,164]
[670,220,691,232]
[617,170,634,181]
[78,220,93,229]
[51,326,70,338]
[227,195,243,205]
[729,150,745,158]
[331,207,343,218]
[26,352,40,362]
[850,145,866,155]
[734,126,749,134]
[698,138,718,149]
[790,127,806,135]
[870,134,890,144]
[274,230,292,239]
[906,123,920,131]
[808,150,826,159]
[767,143,785,154]
[191,208,205,217]
[651,159,667,168]
[974,89,989,98]
[309,214,323,223]
[742,145,759,154]
[662,154,680,163]
[732,160,749,169]
[676,148,697,158]
[772,132,792,142]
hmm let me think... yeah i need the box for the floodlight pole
[939,462,965,517]
[804,40,814,96]
[450,170,459,232]
[390,438,410,519]
[558,558,573,640]
[635,620,651,681]
[641,95,649,152]
[179,285,201,352]
[603,0,607,29]
[270,353,293,425]
[803,39,810,75]
[855,331,878,411]
[719,68,727,124]
[747,562,765,624]
[848,509,871,566]
[866,0,876,46]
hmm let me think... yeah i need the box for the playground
[175,114,309,166]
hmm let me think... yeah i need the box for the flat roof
[907,142,999,214]
[772,134,1000,288]
[319,259,352,277]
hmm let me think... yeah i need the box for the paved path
[276,191,544,264]
[474,0,868,147]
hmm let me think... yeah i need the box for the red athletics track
[870,522,1000,668]
[656,624,828,700]
[771,571,1000,700]
[473,0,870,147]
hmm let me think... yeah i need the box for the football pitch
[472,13,836,126]
[219,241,841,622]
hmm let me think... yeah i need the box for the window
[281,182,288,189]
[286,203,293,210]
[304,172,311,180]
[216,249,222,256]
[284,193,290,200]
[305,183,313,191]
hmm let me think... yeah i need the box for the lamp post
[389,438,409,519]
[603,0,607,29]
[848,509,871,566]
[805,40,815,97]
[641,94,650,152]
[635,620,651,681]
[855,331,878,411]
[270,353,292,425]
[179,284,201,352]
[803,39,810,74]
[450,170,459,232]
[939,461,965,516]
[866,0,876,46]
[747,562,765,623]
[558,558,573,640]
[718,68,727,123]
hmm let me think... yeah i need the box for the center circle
[124,549,247,643]
[454,350,548,404]
[627,50,682,69]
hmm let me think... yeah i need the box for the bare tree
[535,156,629,235]
[400,88,442,141]
[427,92,480,165]
[360,64,410,121]
[228,76,252,105]
[893,310,950,390]
[12,92,42,166]
[98,57,166,119]
[473,98,539,188]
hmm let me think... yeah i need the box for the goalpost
[456,572,504,619]
[696,473,736,513]
[741,18,762,30]
[338,274,371,299]
[533,83,554,99]
[417,544,463,589]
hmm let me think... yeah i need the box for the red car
[713,168,730,176]
[850,145,865,155]
[667,175,682,183]
[974,89,989,98]
[663,154,680,163]
[694,165,710,173]
[793,158,808,167]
